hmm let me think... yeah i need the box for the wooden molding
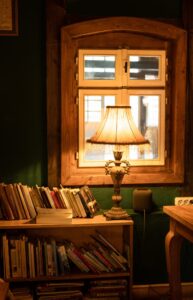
[60,17,187,186]
[46,1,187,187]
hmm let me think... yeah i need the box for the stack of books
[35,207,73,224]
[0,183,99,220]
[85,279,128,299]
[9,287,33,300]
[35,282,84,300]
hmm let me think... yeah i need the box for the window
[60,17,186,186]
[78,49,166,167]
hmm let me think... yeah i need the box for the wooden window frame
[78,49,165,87]
[60,17,186,186]
[78,89,165,167]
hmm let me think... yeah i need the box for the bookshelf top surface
[0,214,133,229]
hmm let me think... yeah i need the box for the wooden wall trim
[60,17,187,186]
[46,0,66,187]
[46,1,187,187]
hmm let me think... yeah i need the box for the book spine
[59,186,71,209]
[13,183,27,219]
[4,184,19,219]
[73,189,87,218]
[9,184,23,219]
[80,250,104,273]
[56,244,71,273]
[51,239,59,276]
[78,191,92,218]
[37,239,45,276]
[65,242,90,273]
[20,185,36,219]
[9,237,21,278]
[52,187,66,208]
[15,183,31,219]
[67,189,79,217]
[2,234,10,279]
[43,187,56,208]
[39,187,52,208]
[50,190,62,208]
[89,245,114,272]
[0,183,15,220]
[46,242,54,276]
[20,234,27,278]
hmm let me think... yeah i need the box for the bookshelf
[0,215,133,299]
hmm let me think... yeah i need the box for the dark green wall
[0,0,47,186]
[0,0,188,285]
[67,0,182,18]
[0,0,182,187]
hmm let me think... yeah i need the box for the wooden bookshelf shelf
[0,215,133,299]
[0,214,133,228]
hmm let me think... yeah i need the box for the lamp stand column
[104,151,130,220]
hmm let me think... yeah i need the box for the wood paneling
[46,0,66,187]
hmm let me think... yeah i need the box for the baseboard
[132,282,193,299]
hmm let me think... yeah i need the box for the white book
[65,188,79,217]
[70,189,82,217]
[20,184,37,219]
[16,184,31,219]
[59,186,71,209]
[36,207,72,215]
[36,216,72,224]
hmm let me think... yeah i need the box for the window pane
[84,95,115,160]
[84,55,115,80]
[129,95,159,160]
[129,55,159,80]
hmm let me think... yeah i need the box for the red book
[50,191,61,208]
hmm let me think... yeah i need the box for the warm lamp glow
[87,106,149,145]
[87,105,149,220]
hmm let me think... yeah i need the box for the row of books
[36,282,84,300]
[9,279,128,300]
[9,287,33,300]
[85,278,128,299]
[0,182,99,221]
[2,231,128,279]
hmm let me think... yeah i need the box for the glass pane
[84,95,115,160]
[129,95,159,160]
[84,55,115,80]
[129,56,159,80]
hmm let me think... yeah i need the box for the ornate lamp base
[103,150,131,221]
[104,207,130,220]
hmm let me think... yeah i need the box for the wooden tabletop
[163,205,193,231]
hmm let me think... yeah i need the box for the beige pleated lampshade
[87,106,149,146]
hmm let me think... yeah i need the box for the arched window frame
[60,17,187,186]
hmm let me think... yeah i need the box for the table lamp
[87,105,149,220]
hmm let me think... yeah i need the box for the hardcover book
[35,207,73,224]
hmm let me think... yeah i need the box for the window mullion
[121,49,128,88]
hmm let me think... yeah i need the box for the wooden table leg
[165,223,183,300]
